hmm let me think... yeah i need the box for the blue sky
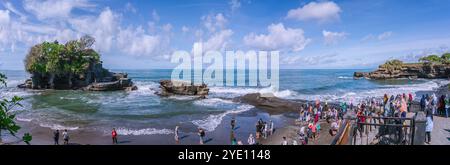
[0,0,450,70]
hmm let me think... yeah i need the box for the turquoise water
[0,69,444,136]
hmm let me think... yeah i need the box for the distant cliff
[18,35,137,91]
[354,55,450,80]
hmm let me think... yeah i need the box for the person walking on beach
[174,125,180,144]
[445,95,449,118]
[230,131,237,145]
[198,128,206,144]
[53,130,60,145]
[248,134,255,145]
[431,93,437,115]
[281,137,288,145]
[231,117,236,130]
[425,107,434,144]
[111,128,118,144]
[263,122,268,139]
[62,129,69,145]
[311,123,317,144]
[269,120,274,136]
[420,95,426,111]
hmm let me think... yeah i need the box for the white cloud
[152,10,160,22]
[125,2,137,13]
[0,10,10,25]
[323,30,347,45]
[117,26,161,56]
[229,0,241,12]
[202,13,227,33]
[378,31,392,40]
[243,23,311,52]
[181,26,189,33]
[202,29,233,52]
[281,53,338,65]
[361,31,393,42]
[286,1,341,23]
[68,8,118,52]
[23,0,95,20]
[3,1,27,21]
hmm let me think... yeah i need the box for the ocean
[0,69,447,139]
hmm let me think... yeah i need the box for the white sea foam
[209,86,295,99]
[338,76,353,79]
[191,104,254,132]
[193,98,234,107]
[131,81,160,96]
[290,80,443,103]
[16,117,32,122]
[115,127,174,135]
[6,79,24,87]
[167,95,200,101]
[39,123,79,130]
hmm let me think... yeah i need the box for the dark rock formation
[157,80,209,96]
[18,62,137,91]
[354,63,450,79]
[235,93,342,115]
[234,93,301,114]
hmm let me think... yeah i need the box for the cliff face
[354,63,450,79]
[18,62,137,91]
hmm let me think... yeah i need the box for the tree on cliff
[24,35,100,88]
[419,53,450,64]
[380,59,403,73]
[419,55,442,64]
[0,73,32,145]
[442,53,450,63]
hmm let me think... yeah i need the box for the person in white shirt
[263,122,268,139]
[174,125,179,144]
[247,134,255,145]
[281,137,288,145]
[269,120,274,136]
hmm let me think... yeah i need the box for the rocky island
[157,80,209,97]
[354,54,450,79]
[18,35,137,91]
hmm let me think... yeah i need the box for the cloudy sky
[0,0,450,70]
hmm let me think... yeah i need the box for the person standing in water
[112,128,118,144]
[53,130,60,145]
[174,125,180,144]
[62,129,69,145]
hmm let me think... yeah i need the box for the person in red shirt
[357,110,366,139]
[112,128,118,144]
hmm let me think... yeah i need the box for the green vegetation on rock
[25,35,100,80]
[380,59,404,73]
[419,53,450,64]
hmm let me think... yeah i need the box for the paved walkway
[430,116,450,145]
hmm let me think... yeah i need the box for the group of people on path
[294,100,342,145]
[419,93,449,144]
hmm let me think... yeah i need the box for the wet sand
[4,109,295,145]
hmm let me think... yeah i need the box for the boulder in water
[157,80,209,96]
